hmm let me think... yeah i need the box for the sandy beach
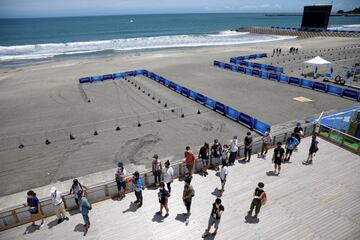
[0,36,358,207]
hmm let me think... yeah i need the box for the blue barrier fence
[230,53,284,74]
[79,69,271,134]
[213,60,360,102]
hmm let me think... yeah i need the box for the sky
[0,0,358,18]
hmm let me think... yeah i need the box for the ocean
[0,13,359,67]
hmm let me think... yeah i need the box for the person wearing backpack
[156,182,170,217]
[69,179,87,207]
[247,182,266,219]
[211,139,222,169]
[78,190,91,236]
[182,176,195,225]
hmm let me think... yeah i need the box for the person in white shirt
[258,128,273,159]
[50,187,69,224]
[219,160,229,196]
[228,136,238,165]
[162,160,174,194]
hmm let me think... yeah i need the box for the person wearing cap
[152,154,162,186]
[115,162,127,199]
[210,139,222,169]
[162,160,174,194]
[202,198,224,237]
[77,190,91,236]
[132,171,143,207]
[258,128,272,159]
[247,182,266,219]
[272,142,285,176]
[69,179,87,207]
[182,176,195,225]
[184,146,196,176]
[228,136,238,165]
[50,187,69,224]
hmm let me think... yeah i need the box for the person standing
[183,176,195,225]
[50,187,69,224]
[25,190,44,226]
[162,160,174,194]
[243,132,253,162]
[272,142,285,176]
[228,136,238,165]
[156,182,170,217]
[258,128,272,159]
[132,171,143,207]
[247,182,267,219]
[69,179,87,207]
[293,122,304,149]
[210,139,222,169]
[78,190,91,236]
[199,142,210,176]
[202,198,224,237]
[184,146,196,176]
[303,135,319,165]
[219,160,229,196]
[285,133,299,162]
[115,162,127,199]
[152,154,162,186]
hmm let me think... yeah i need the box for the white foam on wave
[0,31,296,62]
[328,24,360,31]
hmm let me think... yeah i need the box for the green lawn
[320,130,359,150]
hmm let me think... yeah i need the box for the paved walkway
[1,137,359,240]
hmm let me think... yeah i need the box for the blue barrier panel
[342,89,359,101]
[229,58,236,64]
[231,65,238,72]
[239,60,247,66]
[214,60,221,66]
[91,75,103,82]
[142,70,148,75]
[102,74,114,80]
[175,84,183,93]
[237,56,245,60]
[169,81,176,90]
[252,69,260,76]
[219,62,225,68]
[247,62,254,67]
[261,71,269,78]
[260,53,267,58]
[189,90,198,100]
[206,97,216,109]
[79,77,90,83]
[253,63,261,69]
[164,79,170,87]
[226,107,239,120]
[244,56,250,60]
[289,77,300,85]
[313,82,327,92]
[149,73,156,79]
[114,72,125,78]
[245,68,252,75]
[267,65,276,72]
[279,75,289,83]
[224,63,231,69]
[253,119,271,134]
[215,102,226,114]
[260,64,268,69]
[237,66,245,73]
[136,70,144,75]
[327,85,343,96]
[275,67,284,73]
[300,79,313,88]
[249,54,257,59]
[238,112,254,128]
[196,93,206,103]
[269,73,279,80]
[181,87,189,97]
[159,77,165,84]
[125,71,136,76]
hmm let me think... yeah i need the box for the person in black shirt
[156,182,169,217]
[202,198,224,237]
[211,139,222,169]
[272,142,285,176]
[247,182,266,219]
[293,122,304,147]
[243,132,253,162]
[199,142,210,176]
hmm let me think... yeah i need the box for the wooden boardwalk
[1,137,359,240]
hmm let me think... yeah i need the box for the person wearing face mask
[115,162,127,199]
[69,179,87,207]
[50,187,69,224]
[152,154,162,186]
[247,182,267,219]
[156,182,170,217]
[24,190,44,227]
[162,160,174,194]
[202,198,224,237]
